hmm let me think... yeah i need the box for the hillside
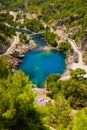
[1,0,87,48]
[1,0,87,29]
[0,1,87,130]
[0,56,87,130]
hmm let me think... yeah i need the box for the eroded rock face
[81,31,87,65]
[0,44,10,54]
[11,40,37,58]
[0,36,10,54]
[6,55,22,68]
[81,30,87,50]
[3,40,37,68]
[68,26,79,35]
[55,16,78,26]
[83,55,87,65]
[0,54,21,68]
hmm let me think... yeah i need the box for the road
[50,27,87,73]
[4,23,87,73]
[55,29,87,73]
[51,28,83,64]
[62,33,83,64]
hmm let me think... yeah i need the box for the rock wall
[0,36,10,54]
[81,30,87,50]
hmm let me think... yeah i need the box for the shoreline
[3,38,37,68]
[3,40,70,80]
[1,30,71,82]
[0,32,74,105]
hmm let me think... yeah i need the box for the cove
[17,34,66,88]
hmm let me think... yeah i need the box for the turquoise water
[17,32,66,87]
[18,48,66,87]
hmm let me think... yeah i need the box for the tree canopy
[58,41,70,53]
[24,18,44,32]
[71,107,87,130]
[46,69,87,109]
[44,31,57,47]
[0,56,47,130]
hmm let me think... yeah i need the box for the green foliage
[1,0,48,10]
[0,4,4,11]
[1,0,87,37]
[44,31,57,47]
[0,12,24,27]
[70,107,87,130]
[58,41,70,52]
[0,0,24,11]
[70,68,86,80]
[16,13,23,20]
[0,23,15,37]
[0,71,34,129]
[68,33,77,40]
[0,58,47,130]
[61,79,87,109]
[28,0,48,5]
[46,74,61,98]
[68,29,83,44]
[46,68,87,109]
[54,94,71,129]
[0,56,12,78]
[1,0,87,32]
[45,69,87,129]
[0,34,10,54]
[25,5,39,14]
[19,32,27,42]
[46,73,60,90]
[0,13,14,25]
[1,1,87,129]
[44,94,71,129]
[25,18,44,32]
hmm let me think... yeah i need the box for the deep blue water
[32,35,46,47]
[17,33,66,88]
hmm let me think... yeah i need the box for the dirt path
[60,33,87,72]
[50,27,87,73]
[61,33,83,64]
[51,28,83,64]
[9,11,17,21]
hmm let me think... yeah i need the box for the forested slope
[0,1,87,129]
[1,0,87,40]
[1,0,87,28]
[0,56,87,130]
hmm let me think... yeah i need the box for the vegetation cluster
[0,0,87,129]
[44,31,57,47]
[0,56,87,130]
[1,0,87,50]
[24,18,44,32]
